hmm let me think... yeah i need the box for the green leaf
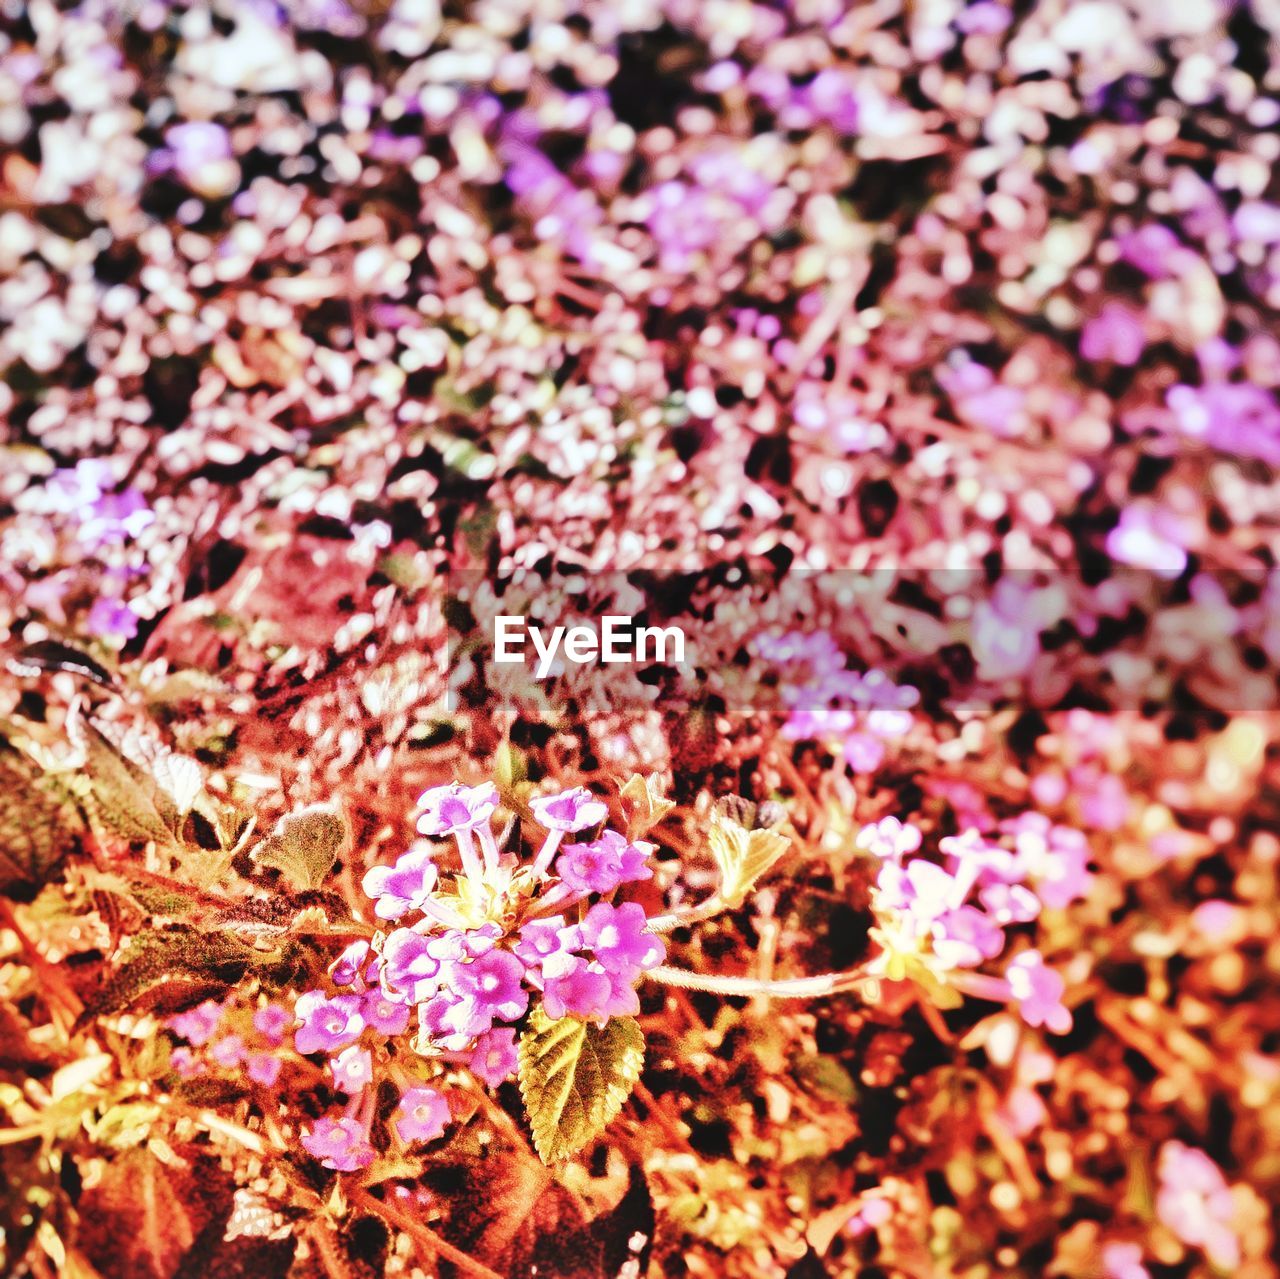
[249,803,348,890]
[518,1007,644,1164]
[707,809,791,909]
[618,774,674,841]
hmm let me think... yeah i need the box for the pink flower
[570,901,666,980]
[246,1052,282,1087]
[845,1195,893,1238]
[541,953,614,1020]
[513,916,577,976]
[469,1027,519,1087]
[1080,302,1146,366]
[329,1044,373,1093]
[301,1116,374,1171]
[169,1046,204,1078]
[1106,506,1188,578]
[530,787,608,833]
[856,817,922,860]
[361,988,411,1036]
[1002,814,1093,909]
[555,830,654,894]
[451,949,529,1024]
[294,991,366,1055]
[361,847,438,920]
[1005,951,1072,1034]
[1101,1242,1150,1279]
[930,905,1005,970]
[394,1086,451,1143]
[85,597,139,643]
[253,1003,291,1046]
[380,929,442,1000]
[329,940,373,987]
[168,999,224,1047]
[416,782,499,836]
[1156,1142,1240,1269]
[209,1034,246,1069]
[842,732,886,774]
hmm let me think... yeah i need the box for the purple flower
[301,1116,374,1171]
[452,949,529,1024]
[571,901,665,980]
[531,786,608,833]
[876,859,968,923]
[294,991,366,1055]
[330,939,373,987]
[165,121,231,180]
[1005,951,1071,1034]
[253,1003,291,1045]
[469,1027,519,1087]
[394,1086,451,1143]
[361,987,411,1036]
[78,488,154,547]
[1079,302,1146,366]
[979,882,1042,925]
[513,916,577,976]
[85,597,139,643]
[247,1052,282,1087]
[43,459,114,514]
[1002,814,1093,909]
[245,1054,281,1085]
[380,928,442,1000]
[329,1044,373,1093]
[556,830,653,894]
[930,905,1005,970]
[842,732,886,774]
[168,999,224,1047]
[209,1034,246,1069]
[541,953,614,1021]
[362,846,438,920]
[170,1046,204,1078]
[416,782,499,836]
[855,817,922,861]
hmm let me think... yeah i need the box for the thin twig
[350,1187,504,1279]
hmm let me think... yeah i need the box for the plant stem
[350,1187,503,1279]
[645,964,878,1000]
[646,895,727,933]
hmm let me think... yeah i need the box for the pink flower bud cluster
[166,996,291,1088]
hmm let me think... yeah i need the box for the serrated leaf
[249,803,348,891]
[0,739,84,896]
[618,774,674,841]
[80,725,180,850]
[76,925,267,1027]
[518,1007,644,1164]
[707,809,791,908]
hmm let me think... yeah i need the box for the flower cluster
[862,813,1087,1034]
[290,781,663,1170]
[167,996,291,1088]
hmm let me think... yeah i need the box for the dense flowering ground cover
[2,1,1280,1277]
